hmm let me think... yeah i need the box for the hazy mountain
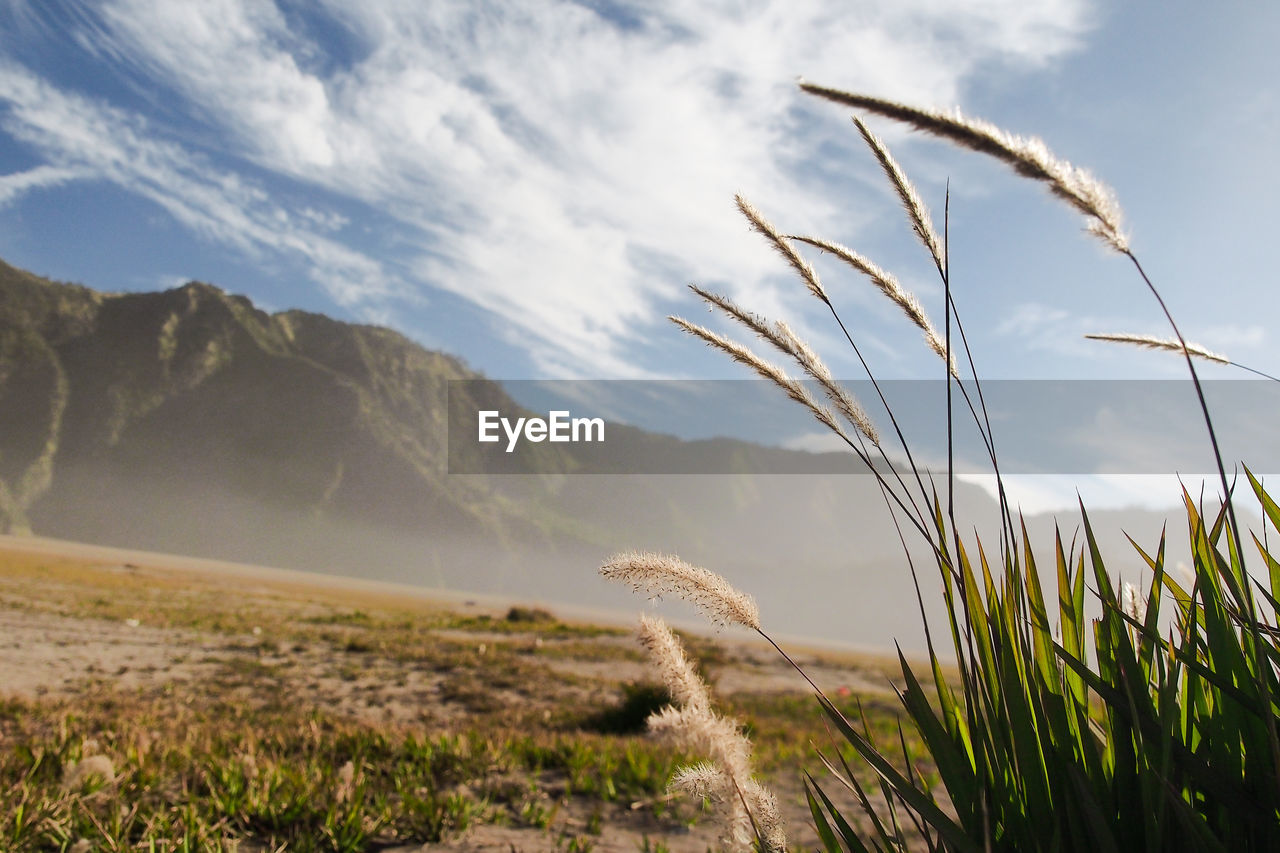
[0,258,1191,648]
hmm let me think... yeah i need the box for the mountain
[2,259,537,553]
[0,258,1190,648]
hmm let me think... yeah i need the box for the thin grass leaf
[815,695,978,853]
[817,735,896,846]
[893,652,978,828]
[806,777,866,853]
[1054,528,1088,714]
[1249,531,1280,609]
[1246,467,1280,536]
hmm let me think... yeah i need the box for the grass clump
[506,605,557,623]
[583,682,675,735]
[605,80,1280,851]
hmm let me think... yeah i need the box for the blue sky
[1,1,1277,510]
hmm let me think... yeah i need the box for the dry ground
[0,535,916,852]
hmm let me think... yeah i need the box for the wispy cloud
[0,0,1092,376]
[1201,323,1266,352]
[958,473,1191,514]
[997,300,1264,375]
[0,60,394,309]
[780,429,849,454]
[0,164,87,206]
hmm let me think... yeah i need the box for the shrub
[582,682,674,735]
[506,606,556,623]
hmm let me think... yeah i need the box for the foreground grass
[0,546,919,851]
[2,689,684,851]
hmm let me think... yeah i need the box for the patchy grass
[0,686,698,851]
[0,545,923,849]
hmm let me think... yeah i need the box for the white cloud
[995,301,1075,341]
[96,0,337,170]
[1201,323,1266,353]
[1008,305,1271,380]
[0,61,393,311]
[780,429,849,454]
[0,164,87,206]
[3,0,1094,375]
[958,473,1192,514]
[154,273,193,291]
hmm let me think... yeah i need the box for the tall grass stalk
[1084,333,1280,382]
[605,81,1280,850]
[627,606,785,851]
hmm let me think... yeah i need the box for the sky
[1,0,1277,511]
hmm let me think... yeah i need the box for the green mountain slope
[0,259,570,564]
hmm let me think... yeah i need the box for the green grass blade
[816,696,979,853]
[807,776,867,853]
[894,651,978,829]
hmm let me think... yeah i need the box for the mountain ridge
[0,257,1190,647]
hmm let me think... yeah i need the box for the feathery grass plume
[688,284,880,444]
[772,318,823,371]
[688,283,775,345]
[790,234,959,377]
[799,81,1129,253]
[647,705,753,787]
[1084,332,1230,364]
[735,194,827,303]
[601,551,761,630]
[744,778,786,853]
[648,705,754,847]
[669,763,785,851]
[852,116,945,273]
[1121,581,1147,623]
[638,615,783,851]
[637,613,711,715]
[671,758,751,847]
[633,619,750,795]
[669,315,854,444]
[774,319,880,444]
[670,761,727,799]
